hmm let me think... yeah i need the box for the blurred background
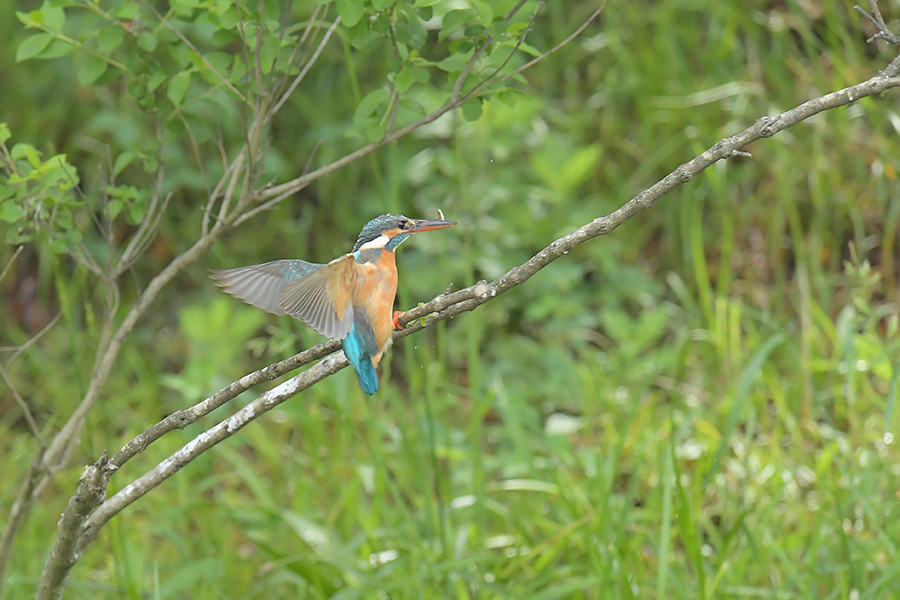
[2,0,900,598]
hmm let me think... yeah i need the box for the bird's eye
[401,219,411,230]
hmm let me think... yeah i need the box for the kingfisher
[210,214,456,394]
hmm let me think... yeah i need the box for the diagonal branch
[63,54,900,565]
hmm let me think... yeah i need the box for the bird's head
[352,214,456,252]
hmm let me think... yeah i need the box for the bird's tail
[342,327,380,395]
[351,359,379,395]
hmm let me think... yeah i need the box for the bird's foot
[392,310,404,330]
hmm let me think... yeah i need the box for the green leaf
[11,143,41,168]
[41,3,66,30]
[461,97,482,121]
[410,66,429,83]
[77,55,108,86]
[0,123,10,144]
[127,202,147,225]
[212,6,239,29]
[203,52,232,80]
[39,39,76,60]
[49,237,67,254]
[113,150,136,176]
[137,31,157,52]
[26,10,44,25]
[0,201,24,223]
[167,71,192,107]
[354,88,389,123]
[42,155,79,189]
[435,47,474,72]
[362,120,387,143]
[400,6,427,49]
[15,10,38,27]
[97,25,125,53]
[348,17,372,49]
[336,0,365,28]
[115,3,138,19]
[108,198,125,219]
[471,0,493,25]
[394,19,411,45]
[371,0,394,9]
[16,33,53,62]
[439,9,475,42]
[147,70,167,93]
[394,69,413,93]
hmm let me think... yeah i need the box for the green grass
[3,1,900,598]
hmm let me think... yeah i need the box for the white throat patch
[358,234,390,251]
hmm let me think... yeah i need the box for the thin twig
[234,139,322,226]
[116,160,167,277]
[451,0,533,103]
[0,363,45,446]
[267,16,341,122]
[499,5,605,85]
[4,312,62,367]
[0,245,23,285]
[854,1,900,44]
[153,8,250,104]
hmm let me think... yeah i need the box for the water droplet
[884,432,894,444]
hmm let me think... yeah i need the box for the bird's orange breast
[351,250,398,363]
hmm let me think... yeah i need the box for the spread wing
[210,259,323,316]
[278,254,356,340]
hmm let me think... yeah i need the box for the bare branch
[36,454,111,600]
[0,364,44,446]
[202,145,243,235]
[855,1,900,44]
[456,0,545,103]
[0,245,23,285]
[233,140,322,226]
[267,16,341,122]
[154,8,250,104]
[4,312,62,367]
[449,0,533,103]
[499,5,605,86]
[110,338,340,470]
[78,354,347,550]
[115,159,168,277]
[274,6,321,101]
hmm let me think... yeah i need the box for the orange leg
[392,310,404,329]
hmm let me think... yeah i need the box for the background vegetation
[2,0,900,598]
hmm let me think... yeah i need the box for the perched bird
[210,214,456,394]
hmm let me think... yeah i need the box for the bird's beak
[407,218,457,233]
